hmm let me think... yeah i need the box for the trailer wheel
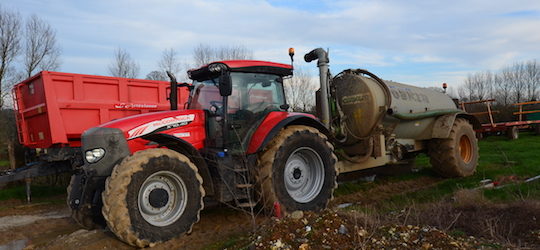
[428,118,478,177]
[101,148,204,248]
[256,125,337,214]
[67,175,103,229]
[507,126,519,140]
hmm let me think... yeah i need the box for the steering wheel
[209,100,224,114]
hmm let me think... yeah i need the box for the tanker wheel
[428,118,478,177]
[256,125,337,214]
[507,126,519,140]
[101,148,204,248]
[66,175,103,229]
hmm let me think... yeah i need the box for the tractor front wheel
[257,125,337,214]
[101,148,204,248]
[428,118,479,177]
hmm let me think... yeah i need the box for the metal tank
[332,71,459,143]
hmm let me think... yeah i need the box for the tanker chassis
[67,48,480,247]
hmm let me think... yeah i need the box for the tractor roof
[188,60,293,80]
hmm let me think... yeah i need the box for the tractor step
[237,202,256,208]
[236,183,253,188]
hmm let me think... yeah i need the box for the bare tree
[158,48,182,75]
[284,68,316,112]
[145,70,167,81]
[108,47,139,78]
[23,14,60,78]
[524,60,539,101]
[497,67,515,106]
[509,63,526,103]
[192,43,253,66]
[0,6,21,109]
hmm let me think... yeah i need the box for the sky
[3,0,540,88]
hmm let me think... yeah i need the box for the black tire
[428,118,479,177]
[101,148,204,248]
[507,126,519,140]
[256,125,337,214]
[66,175,103,229]
[534,124,540,135]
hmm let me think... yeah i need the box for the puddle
[0,211,69,231]
[0,238,28,250]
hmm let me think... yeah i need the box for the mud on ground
[0,196,265,250]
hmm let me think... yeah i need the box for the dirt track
[0,175,445,249]
[0,198,260,249]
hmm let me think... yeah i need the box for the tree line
[458,60,540,105]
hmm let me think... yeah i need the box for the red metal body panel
[13,71,189,148]
[246,111,317,154]
[218,60,293,70]
[190,60,293,72]
[99,110,206,153]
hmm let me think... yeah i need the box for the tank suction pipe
[304,48,330,128]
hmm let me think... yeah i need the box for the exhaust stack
[304,48,330,128]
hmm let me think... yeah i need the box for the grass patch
[0,184,66,201]
[0,160,9,167]
[338,132,540,210]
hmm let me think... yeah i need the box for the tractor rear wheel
[101,148,204,248]
[428,118,479,177]
[256,125,337,214]
[67,175,103,229]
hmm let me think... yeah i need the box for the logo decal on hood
[128,114,195,139]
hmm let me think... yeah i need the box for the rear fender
[142,133,214,195]
[432,113,481,138]
[247,112,329,154]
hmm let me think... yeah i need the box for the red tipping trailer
[13,71,189,148]
[2,71,189,193]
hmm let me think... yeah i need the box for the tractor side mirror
[218,72,232,96]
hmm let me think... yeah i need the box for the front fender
[142,133,214,195]
[246,112,328,154]
[432,112,481,138]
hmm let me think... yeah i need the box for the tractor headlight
[85,148,105,163]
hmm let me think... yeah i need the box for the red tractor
[68,51,337,247]
[68,48,479,247]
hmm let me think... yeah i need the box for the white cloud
[3,0,540,86]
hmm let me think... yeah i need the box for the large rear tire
[66,175,103,229]
[256,125,337,214]
[101,148,204,248]
[428,118,479,177]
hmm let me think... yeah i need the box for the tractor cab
[187,60,293,151]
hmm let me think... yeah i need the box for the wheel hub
[284,147,325,203]
[138,171,188,227]
[293,168,302,179]
[148,188,169,208]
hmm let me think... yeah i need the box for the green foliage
[338,132,540,209]
[0,185,65,201]
[0,160,9,167]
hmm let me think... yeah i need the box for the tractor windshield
[188,78,221,111]
[188,73,286,114]
[229,72,285,114]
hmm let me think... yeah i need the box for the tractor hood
[98,109,206,140]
